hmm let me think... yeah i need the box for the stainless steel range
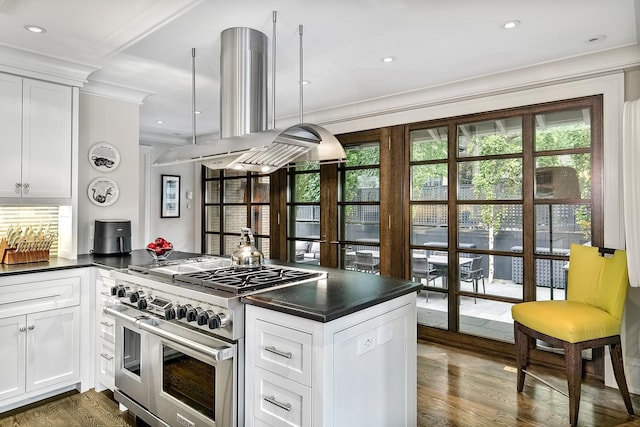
[105,256,325,427]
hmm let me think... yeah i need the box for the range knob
[186,306,201,322]
[208,313,229,330]
[176,304,190,319]
[164,307,176,320]
[115,286,129,298]
[197,310,212,326]
[129,291,140,303]
[207,314,222,329]
[110,286,119,296]
[137,298,148,310]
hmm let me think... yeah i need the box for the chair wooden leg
[564,343,582,427]
[609,339,635,416]
[514,322,528,392]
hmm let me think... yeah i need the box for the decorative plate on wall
[88,177,119,206]
[89,142,120,172]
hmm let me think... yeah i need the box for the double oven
[106,257,324,427]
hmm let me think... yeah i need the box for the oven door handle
[104,305,235,362]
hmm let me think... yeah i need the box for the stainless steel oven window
[123,327,142,376]
[161,343,216,420]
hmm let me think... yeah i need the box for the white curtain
[623,98,640,287]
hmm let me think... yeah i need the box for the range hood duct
[154,25,345,172]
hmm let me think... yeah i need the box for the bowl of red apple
[146,237,173,261]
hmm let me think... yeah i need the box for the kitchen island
[243,266,420,427]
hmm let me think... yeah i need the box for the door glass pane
[162,344,215,420]
[458,204,523,251]
[458,159,523,200]
[411,165,447,201]
[535,108,591,151]
[204,206,220,232]
[458,254,522,299]
[345,143,379,166]
[535,204,591,251]
[204,234,220,255]
[290,205,320,239]
[410,126,448,161]
[343,170,379,202]
[457,117,522,157]
[293,172,320,203]
[342,205,380,241]
[349,244,380,275]
[224,178,246,203]
[458,300,515,342]
[411,204,448,244]
[535,155,590,199]
[224,206,247,232]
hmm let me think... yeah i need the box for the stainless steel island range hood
[154,24,345,173]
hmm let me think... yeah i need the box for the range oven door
[112,305,152,410]
[148,321,237,427]
[106,304,237,427]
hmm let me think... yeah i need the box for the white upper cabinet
[0,74,72,199]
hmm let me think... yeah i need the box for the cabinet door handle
[100,353,114,361]
[15,183,21,194]
[100,321,114,327]
[22,183,29,194]
[27,325,34,330]
[264,345,292,359]
[263,395,292,412]
[19,326,26,332]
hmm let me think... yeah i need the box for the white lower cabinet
[0,269,90,411]
[245,292,417,427]
[94,268,117,391]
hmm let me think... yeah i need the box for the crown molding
[80,79,153,105]
[0,44,97,86]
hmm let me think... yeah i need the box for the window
[409,96,602,344]
[202,168,271,257]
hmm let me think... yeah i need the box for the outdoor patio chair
[460,256,485,303]
[354,251,379,274]
[511,244,634,427]
[411,256,442,301]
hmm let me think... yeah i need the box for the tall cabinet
[0,73,72,199]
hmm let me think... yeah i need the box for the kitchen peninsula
[0,251,420,427]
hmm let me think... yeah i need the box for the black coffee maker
[93,220,131,255]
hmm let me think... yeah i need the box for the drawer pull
[100,353,114,361]
[264,395,292,412]
[100,321,114,327]
[264,346,292,359]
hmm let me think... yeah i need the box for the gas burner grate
[174,265,324,294]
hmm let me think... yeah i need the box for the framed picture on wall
[161,175,180,218]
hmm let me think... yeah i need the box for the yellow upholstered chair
[511,244,634,426]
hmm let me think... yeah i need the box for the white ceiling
[0,0,638,145]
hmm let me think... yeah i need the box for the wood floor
[2,339,640,426]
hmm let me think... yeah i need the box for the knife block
[0,238,50,264]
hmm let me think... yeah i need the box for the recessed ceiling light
[156,120,164,124]
[585,34,606,44]
[24,25,46,34]
[501,20,520,30]
[382,56,395,63]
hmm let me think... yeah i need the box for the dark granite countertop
[242,262,421,322]
[0,251,421,323]
[0,249,201,276]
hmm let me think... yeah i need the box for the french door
[284,128,403,275]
